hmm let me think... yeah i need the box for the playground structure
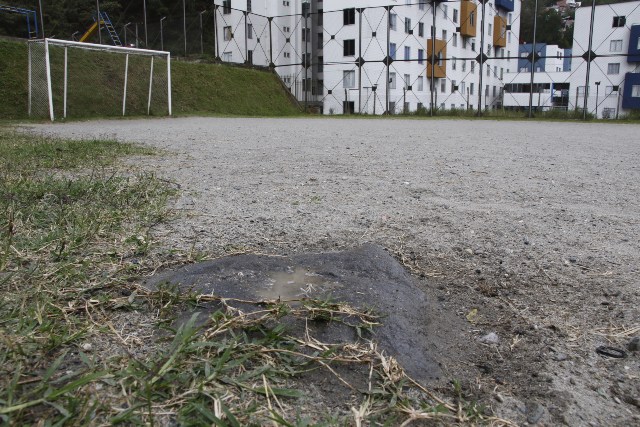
[0,4,38,38]
[79,11,121,46]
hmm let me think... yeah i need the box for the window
[419,0,426,11]
[470,11,475,27]
[453,9,458,24]
[302,28,310,41]
[607,63,620,74]
[247,50,253,64]
[606,85,615,94]
[247,24,253,39]
[390,43,397,59]
[471,39,476,51]
[610,39,623,52]
[500,68,503,79]
[282,1,289,5]
[462,60,466,72]
[405,18,412,34]
[508,13,512,25]
[224,26,232,41]
[451,80,456,92]
[488,23,492,36]
[508,32,511,43]
[223,51,232,61]
[223,0,231,14]
[453,34,457,47]
[487,64,490,76]
[507,50,511,62]
[440,79,446,93]
[404,74,410,89]
[452,56,457,70]
[318,9,323,25]
[577,86,585,95]
[284,52,290,58]
[632,85,640,97]
[418,49,424,64]
[470,83,474,95]
[317,33,323,49]
[471,61,475,73]
[418,22,424,37]
[318,56,323,72]
[638,38,640,50]
[344,8,355,25]
[390,13,397,31]
[405,46,411,60]
[343,70,355,88]
[247,0,251,12]
[417,76,424,91]
[493,86,497,97]
[612,16,626,27]
[344,39,355,56]
[443,5,448,19]
[389,72,396,89]
[442,30,447,41]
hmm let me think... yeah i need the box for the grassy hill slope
[0,38,300,120]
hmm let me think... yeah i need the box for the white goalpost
[28,38,172,121]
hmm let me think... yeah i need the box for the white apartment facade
[212,0,522,114]
[569,1,640,118]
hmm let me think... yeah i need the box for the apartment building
[569,0,640,118]
[517,43,571,73]
[212,0,522,114]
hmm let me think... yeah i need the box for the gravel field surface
[28,117,640,425]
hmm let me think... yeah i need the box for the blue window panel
[390,43,397,60]
[622,73,640,110]
[628,25,640,63]
[404,46,411,60]
[495,0,515,12]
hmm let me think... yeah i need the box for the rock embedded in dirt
[627,337,640,352]
[479,332,500,345]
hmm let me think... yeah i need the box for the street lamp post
[199,11,206,55]
[160,17,166,51]
[595,81,601,118]
[123,22,131,46]
[143,0,148,47]
[96,0,102,45]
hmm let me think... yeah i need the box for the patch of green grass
[0,40,28,120]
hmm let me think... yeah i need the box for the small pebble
[81,343,92,352]
[479,332,500,345]
[627,337,640,352]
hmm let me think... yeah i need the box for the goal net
[28,38,172,120]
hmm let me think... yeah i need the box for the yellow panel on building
[494,15,507,47]
[460,0,478,38]
[426,39,447,78]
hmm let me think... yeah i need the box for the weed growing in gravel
[0,129,516,425]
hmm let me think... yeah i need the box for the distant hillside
[0,38,300,120]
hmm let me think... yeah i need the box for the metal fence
[32,0,640,119]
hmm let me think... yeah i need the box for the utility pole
[200,11,206,54]
[183,0,187,56]
[96,0,102,45]
[37,0,45,38]
[124,22,131,46]
[583,0,597,120]
[528,0,539,118]
[160,17,166,51]
[143,0,148,47]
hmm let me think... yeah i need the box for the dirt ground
[28,117,640,426]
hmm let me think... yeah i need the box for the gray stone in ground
[627,337,640,352]
[525,401,546,425]
[147,243,442,382]
[480,332,500,345]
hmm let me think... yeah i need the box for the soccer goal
[28,38,172,121]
